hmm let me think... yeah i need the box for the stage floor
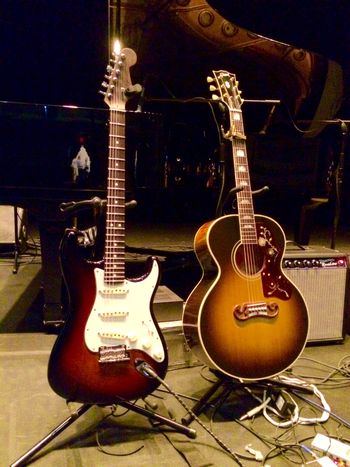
[1,332,350,467]
[1,221,350,466]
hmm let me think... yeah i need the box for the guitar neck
[230,108,257,245]
[104,108,126,285]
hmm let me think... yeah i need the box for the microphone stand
[331,120,348,249]
[298,118,349,249]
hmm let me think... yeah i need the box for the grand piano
[0,102,107,326]
[0,0,347,327]
[0,98,224,327]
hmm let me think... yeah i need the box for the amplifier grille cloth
[284,267,346,342]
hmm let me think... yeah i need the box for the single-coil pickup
[234,302,279,321]
[98,310,128,318]
[98,331,138,342]
[99,286,129,296]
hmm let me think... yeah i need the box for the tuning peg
[206,76,214,83]
[209,85,217,92]
[101,81,108,88]
[212,94,220,100]
[98,90,112,98]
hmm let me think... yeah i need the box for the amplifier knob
[293,259,302,267]
[303,259,311,267]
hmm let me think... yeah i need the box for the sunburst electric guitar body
[48,47,168,404]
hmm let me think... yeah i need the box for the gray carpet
[1,222,350,466]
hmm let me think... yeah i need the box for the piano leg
[39,221,66,329]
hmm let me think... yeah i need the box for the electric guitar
[182,71,309,380]
[48,46,168,403]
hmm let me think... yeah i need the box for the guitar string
[106,106,126,285]
[218,72,260,309]
[231,114,257,304]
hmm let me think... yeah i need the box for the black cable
[291,390,350,429]
[136,361,246,466]
[95,405,145,457]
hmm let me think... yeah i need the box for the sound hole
[232,243,264,276]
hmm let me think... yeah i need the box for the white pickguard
[84,259,166,362]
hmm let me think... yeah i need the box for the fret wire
[230,109,257,244]
[104,108,127,285]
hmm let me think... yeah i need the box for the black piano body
[0,98,335,328]
[0,102,110,327]
[0,100,221,327]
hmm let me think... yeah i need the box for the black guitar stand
[181,370,314,426]
[10,398,196,467]
[10,197,196,466]
[60,196,197,278]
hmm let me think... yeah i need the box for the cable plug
[239,397,271,420]
[135,360,158,379]
[245,444,263,461]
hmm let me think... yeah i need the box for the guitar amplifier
[283,246,349,343]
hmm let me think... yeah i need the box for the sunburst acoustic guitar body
[183,214,309,380]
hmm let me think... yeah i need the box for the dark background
[2,1,349,107]
[1,1,350,232]
[208,1,350,64]
[0,0,108,107]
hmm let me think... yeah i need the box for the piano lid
[207,0,349,65]
[1,1,345,135]
[118,0,344,135]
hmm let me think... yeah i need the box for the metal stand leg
[182,378,225,426]
[118,399,196,438]
[10,404,92,467]
[10,400,196,466]
[12,206,20,274]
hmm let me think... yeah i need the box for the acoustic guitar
[182,71,309,380]
[48,45,168,403]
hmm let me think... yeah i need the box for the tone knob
[153,349,164,361]
[141,338,151,350]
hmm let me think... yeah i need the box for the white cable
[263,391,300,428]
[261,375,331,428]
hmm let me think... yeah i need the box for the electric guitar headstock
[100,43,140,110]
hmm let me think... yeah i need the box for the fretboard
[230,108,257,244]
[104,109,126,285]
